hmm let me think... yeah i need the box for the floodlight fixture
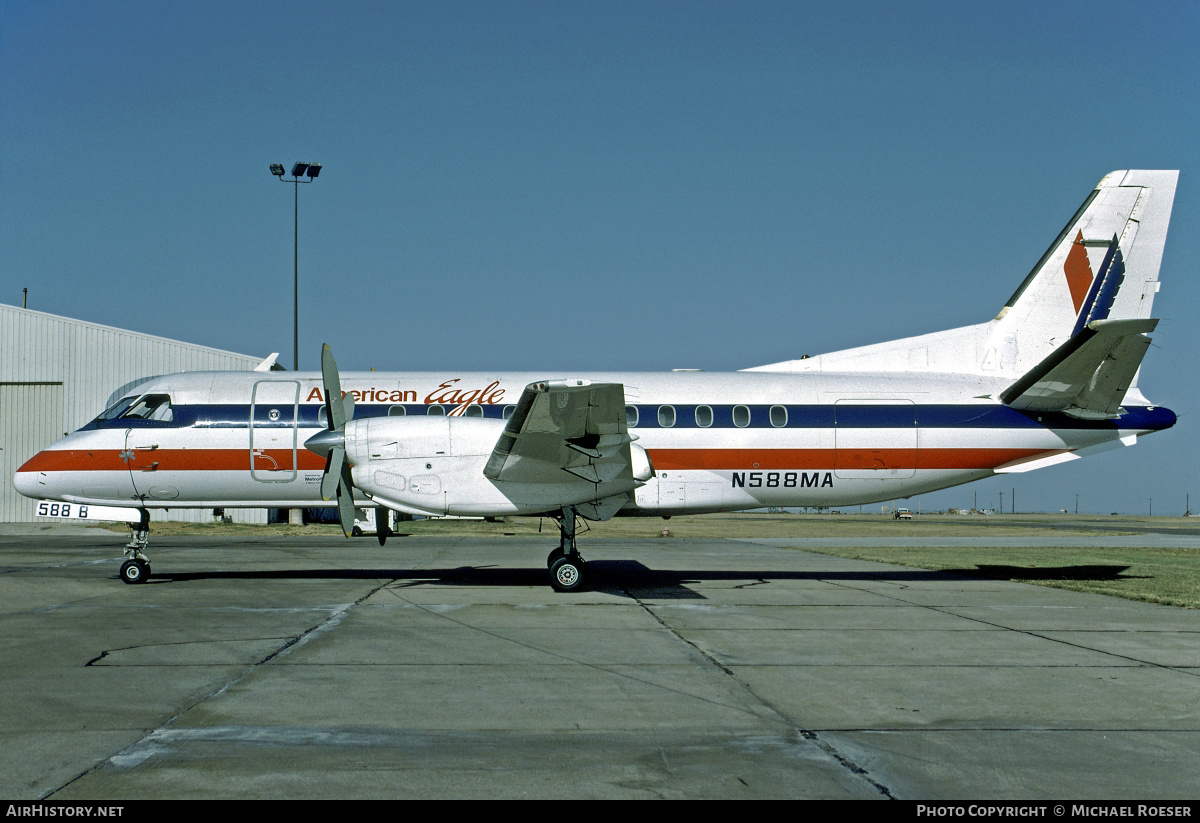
[306,163,321,179]
[291,162,310,177]
[270,163,285,177]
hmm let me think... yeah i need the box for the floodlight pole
[293,176,298,372]
[270,162,322,371]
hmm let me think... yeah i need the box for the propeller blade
[376,505,391,546]
[336,458,356,537]
[319,344,362,540]
[321,343,346,432]
[321,446,344,501]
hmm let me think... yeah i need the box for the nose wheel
[120,558,150,584]
[120,510,152,584]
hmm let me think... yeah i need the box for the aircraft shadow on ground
[137,560,1138,600]
[941,563,1139,582]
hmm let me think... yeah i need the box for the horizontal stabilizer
[1000,318,1157,418]
[994,435,1137,474]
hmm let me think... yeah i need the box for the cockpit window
[97,396,139,422]
[120,394,174,422]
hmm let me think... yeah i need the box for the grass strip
[793,544,1200,609]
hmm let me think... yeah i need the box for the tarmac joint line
[626,586,897,800]
[43,577,396,798]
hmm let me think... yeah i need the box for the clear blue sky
[2,1,1197,514]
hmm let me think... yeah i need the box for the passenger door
[250,380,300,482]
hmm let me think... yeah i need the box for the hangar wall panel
[0,383,64,522]
[1,305,270,524]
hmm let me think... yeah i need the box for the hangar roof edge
[0,303,264,364]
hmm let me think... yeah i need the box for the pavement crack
[44,578,393,799]
[377,584,762,717]
[797,729,895,799]
[628,589,899,800]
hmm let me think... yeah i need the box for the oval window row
[319,404,517,426]
[625,405,789,428]
[387,404,491,418]
[319,403,790,428]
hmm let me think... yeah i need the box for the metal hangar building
[1,304,274,523]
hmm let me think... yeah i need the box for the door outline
[250,380,300,482]
[833,399,917,480]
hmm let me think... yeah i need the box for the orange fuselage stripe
[17,449,327,473]
[18,447,1047,474]
[646,448,1046,471]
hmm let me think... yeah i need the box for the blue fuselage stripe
[78,403,1177,433]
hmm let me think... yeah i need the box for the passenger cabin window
[657,405,676,427]
[695,405,713,428]
[464,404,484,418]
[427,404,445,416]
[318,407,328,427]
[733,405,751,428]
[770,405,788,428]
[625,405,639,427]
[388,405,407,416]
[121,394,174,423]
[503,405,516,420]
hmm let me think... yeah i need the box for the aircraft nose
[12,462,44,500]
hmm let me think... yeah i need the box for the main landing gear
[120,510,152,585]
[547,506,588,593]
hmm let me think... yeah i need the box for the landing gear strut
[120,510,151,585]
[548,505,588,592]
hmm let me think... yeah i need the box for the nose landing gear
[120,510,151,585]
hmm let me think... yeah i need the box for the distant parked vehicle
[894,508,913,520]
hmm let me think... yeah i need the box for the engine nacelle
[345,415,503,463]
[341,416,505,516]
[339,414,651,518]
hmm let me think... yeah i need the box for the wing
[483,380,646,513]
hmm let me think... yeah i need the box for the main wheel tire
[549,555,587,593]
[546,547,565,569]
[120,559,149,585]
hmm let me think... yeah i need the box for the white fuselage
[13,367,1175,517]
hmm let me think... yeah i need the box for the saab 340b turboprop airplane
[14,170,1180,591]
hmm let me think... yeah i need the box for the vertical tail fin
[744,170,1177,379]
[983,170,1178,375]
